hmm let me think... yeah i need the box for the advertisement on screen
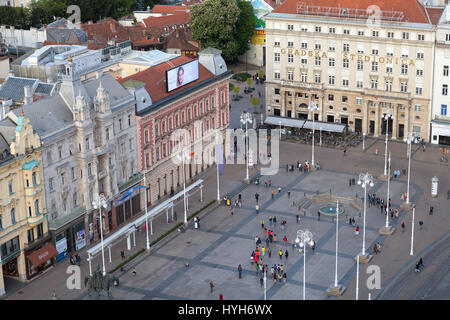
[56,237,68,262]
[75,229,86,251]
[166,60,199,92]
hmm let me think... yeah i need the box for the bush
[229,82,234,91]
[232,72,251,82]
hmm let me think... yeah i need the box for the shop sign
[56,237,68,262]
[75,229,86,251]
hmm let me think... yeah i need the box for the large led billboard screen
[166,59,199,92]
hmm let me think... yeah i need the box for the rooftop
[143,12,190,29]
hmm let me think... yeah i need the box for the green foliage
[0,6,32,29]
[250,97,260,106]
[229,82,234,91]
[232,72,251,82]
[246,77,252,86]
[233,86,240,93]
[258,70,264,78]
[191,0,255,62]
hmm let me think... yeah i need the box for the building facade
[121,48,231,204]
[265,0,441,141]
[431,4,450,145]
[0,114,52,296]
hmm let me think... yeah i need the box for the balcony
[98,169,107,180]
[280,80,323,90]
[27,212,47,227]
[363,88,411,101]
[434,115,450,123]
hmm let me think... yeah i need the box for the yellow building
[0,112,54,297]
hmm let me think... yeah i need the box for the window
[35,199,39,215]
[28,206,32,217]
[416,87,422,95]
[49,178,54,191]
[329,27,335,33]
[414,104,421,112]
[88,163,92,177]
[287,41,294,47]
[357,60,363,71]
[85,137,89,151]
[73,193,77,207]
[441,104,448,116]
[274,40,280,46]
[357,81,363,89]
[144,130,149,144]
[446,34,450,42]
[0,215,2,230]
[443,84,448,95]
[343,43,349,52]
[58,146,62,159]
[315,26,321,32]
[358,30,364,36]
[401,82,408,93]
[128,114,131,127]
[61,173,65,186]
[329,58,335,67]
[386,66,393,73]
[105,128,110,141]
[301,42,307,49]
[288,53,294,63]
[343,59,349,68]
[32,172,37,186]
[301,58,307,64]
[274,88,280,95]
[47,151,52,163]
[274,72,280,79]
[371,61,378,72]
[385,81,392,92]
[288,24,294,30]
[418,34,425,41]
[274,53,280,62]
[301,72,307,82]
[119,118,123,130]
[288,71,294,81]
[343,28,350,35]
[328,94,334,101]
[401,64,408,75]
[402,32,409,40]
[372,48,378,55]
[371,79,378,89]
[387,31,394,38]
[71,167,75,180]
[155,123,159,136]
[417,69,423,76]
[417,52,424,59]
[156,146,160,161]
[328,75,335,85]
[8,180,13,194]
[314,74,321,83]
[356,97,362,105]
[444,66,449,76]
[315,43,321,50]
[37,223,43,238]
[342,79,349,87]
[11,208,16,225]
[372,30,379,37]
[342,96,348,102]
[301,26,307,32]
[27,229,34,243]
[314,56,321,66]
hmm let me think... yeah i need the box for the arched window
[32,172,37,186]
[11,208,16,224]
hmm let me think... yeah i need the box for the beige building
[265,0,441,141]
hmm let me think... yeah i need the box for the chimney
[1,100,12,120]
[147,6,151,12]
[24,85,32,105]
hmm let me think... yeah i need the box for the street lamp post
[264,269,267,300]
[320,127,322,147]
[357,172,374,263]
[404,133,417,206]
[295,229,314,300]
[326,200,346,296]
[240,111,253,181]
[92,193,108,275]
[382,112,393,177]
[362,133,366,152]
[379,152,395,235]
[308,103,320,166]
[410,206,415,256]
[356,254,360,300]
[177,143,191,224]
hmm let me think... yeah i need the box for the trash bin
[194,221,199,229]
[113,276,119,287]
[431,176,439,198]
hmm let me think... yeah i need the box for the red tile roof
[426,7,444,25]
[119,55,213,105]
[273,0,433,24]
[151,5,190,14]
[81,18,129,44]
[165,29,199,51]
[143,12,190,29]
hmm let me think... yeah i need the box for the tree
[191,0,254,62]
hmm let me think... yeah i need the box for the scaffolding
[296,2,405,23]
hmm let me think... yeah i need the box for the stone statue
[84,265,116,299]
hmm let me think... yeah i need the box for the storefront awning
[264,116,306,129]
[28,243,58,267]
[303,120,346,133]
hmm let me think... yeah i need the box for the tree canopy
[190,0,255,62]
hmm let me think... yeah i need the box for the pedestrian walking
[52,290,58,300]
[419,220,424,231]
[401,222,406,232]
[355,226,360,235]
[349,178,352,187]
[268,248,272,258]
[278,187,281,193]
[274,234,277,243]
[264,227,268,238]
[317,211,321,221]
[285,250,289,260]
[273,216,277,225]
[311,241,316,252]
[271,189,275,199]
[261,219,265,229]
[291,240,295,249]
[255,203,260,215]
[273,272,277,284]
[260,277,264,287]
[429,206,434,215]
[121,251,125,260]
[288,190,291,199]
[418,257,425,268]
[255,193,259,202]
[219,294,223,300]
[230,207,233,216]
[269,216,273,226]
[279,250,283,260]
[283,273,287,283]
[296,214,299,223]
[210,281,214,293]
[343,148,347,156]
[447,190,450,200]
[283,235,287,246]
[238,264,243,279]
[132,268,137,276]
[262,246,265,256]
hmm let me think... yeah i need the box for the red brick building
[120,48,231,204]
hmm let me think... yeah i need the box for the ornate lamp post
[92,193,107,275]
[379,152,395,235]
[308,103,320,166]
[403,133,418,207]
[357,172,374,263]
[240,111,252,181]
[382,112,393,177]
[295,229,314,300]
[177,143,191,224]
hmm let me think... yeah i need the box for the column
[280,90,286,117]
[292,91,296,118]
[17,253,27,282]
[405,104,411,138]
[319,95,324,121]
[392,104,398,139]
[363,101,369,134]
[0,263,5,296]
[374,102,380,137]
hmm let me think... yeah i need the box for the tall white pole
[356,255,360,300]
[410,207,415,256]
[406,140,412,204]
[362,182,367,256]
[384,118,389,176]
[246,120,249,181]
[145,173,150,251]
[385,152,391,228]
[182,146,187,224]
[216,161,220,201]
[320,127,322,147]
[99,206,106,276]
[303,242,306,300]
[312,116,315,166]
[362,133,365,152]
[264,269,267,300]
[334,200,339,287]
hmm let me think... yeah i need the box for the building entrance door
[274,109,281,116]
[381,118,393,135]
[327,115,334,123]
[298,113,308,120]
[355,118,362,132]
[370,121,375,134]
[398,124,404,139]
[287,110,292,118]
